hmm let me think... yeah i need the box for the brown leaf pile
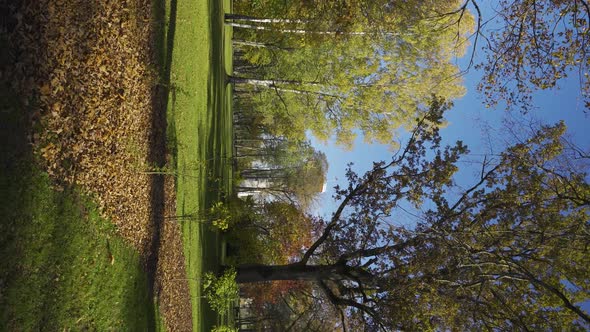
[33,0,154,252]
[157,177,193,332]
[4,0,192,330]
[6,0,153,250]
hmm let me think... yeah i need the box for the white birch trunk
[226,22,370,36]
[229,76,322,88]
[225,14,307,24]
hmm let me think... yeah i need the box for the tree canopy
[235,137,328,206]
[230,0,590,155]
[227,1,590,328]
[455,0,590,112]
[230,0,474,147]
[232,99,590,330]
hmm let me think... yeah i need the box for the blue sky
[311,67,589,215]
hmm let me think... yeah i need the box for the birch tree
[230,0,474,147]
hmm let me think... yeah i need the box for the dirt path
[2,0,191,330]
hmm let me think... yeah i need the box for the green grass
[0,94,158,331]
[155,301,167,332]
[160,0,233,330]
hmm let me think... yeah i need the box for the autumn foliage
[262,202,314,260]
[228,200,316,308]
[242,280,309,312]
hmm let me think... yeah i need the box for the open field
[1,0,233,329]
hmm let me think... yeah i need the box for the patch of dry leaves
[157,177,193,332]
[4,0,192,330]
[31,0,154,252]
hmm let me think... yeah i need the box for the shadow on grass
[198,0,234,328]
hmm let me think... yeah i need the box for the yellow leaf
[40,84,51,95]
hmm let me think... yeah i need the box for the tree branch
[317,280,386,331]
[300,109,440,265]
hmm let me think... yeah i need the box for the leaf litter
[4,0,191,330]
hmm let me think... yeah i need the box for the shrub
[208,201,232,231]
[211,326,238,332]
[203,267,239,315]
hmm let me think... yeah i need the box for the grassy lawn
[162,0,233,330]
[0,93,160,331]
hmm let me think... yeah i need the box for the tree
[230,0,474,147]
[230,98,590,330]
[231,0,469,38]
[235,138,328,206]
[237,284,344,332]
[450,0,590,112]
[228,200,320,325]
[255,201,315,263]
[226,200,316,266]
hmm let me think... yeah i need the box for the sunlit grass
[164,0,233,330]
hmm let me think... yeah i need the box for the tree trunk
[228,76,344,99]
[235,263,346,283]
[228,76,320,88]
[227,22,370,36]
[271,86,340,99]
[233,39,295,51]
[225,13,307,24]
